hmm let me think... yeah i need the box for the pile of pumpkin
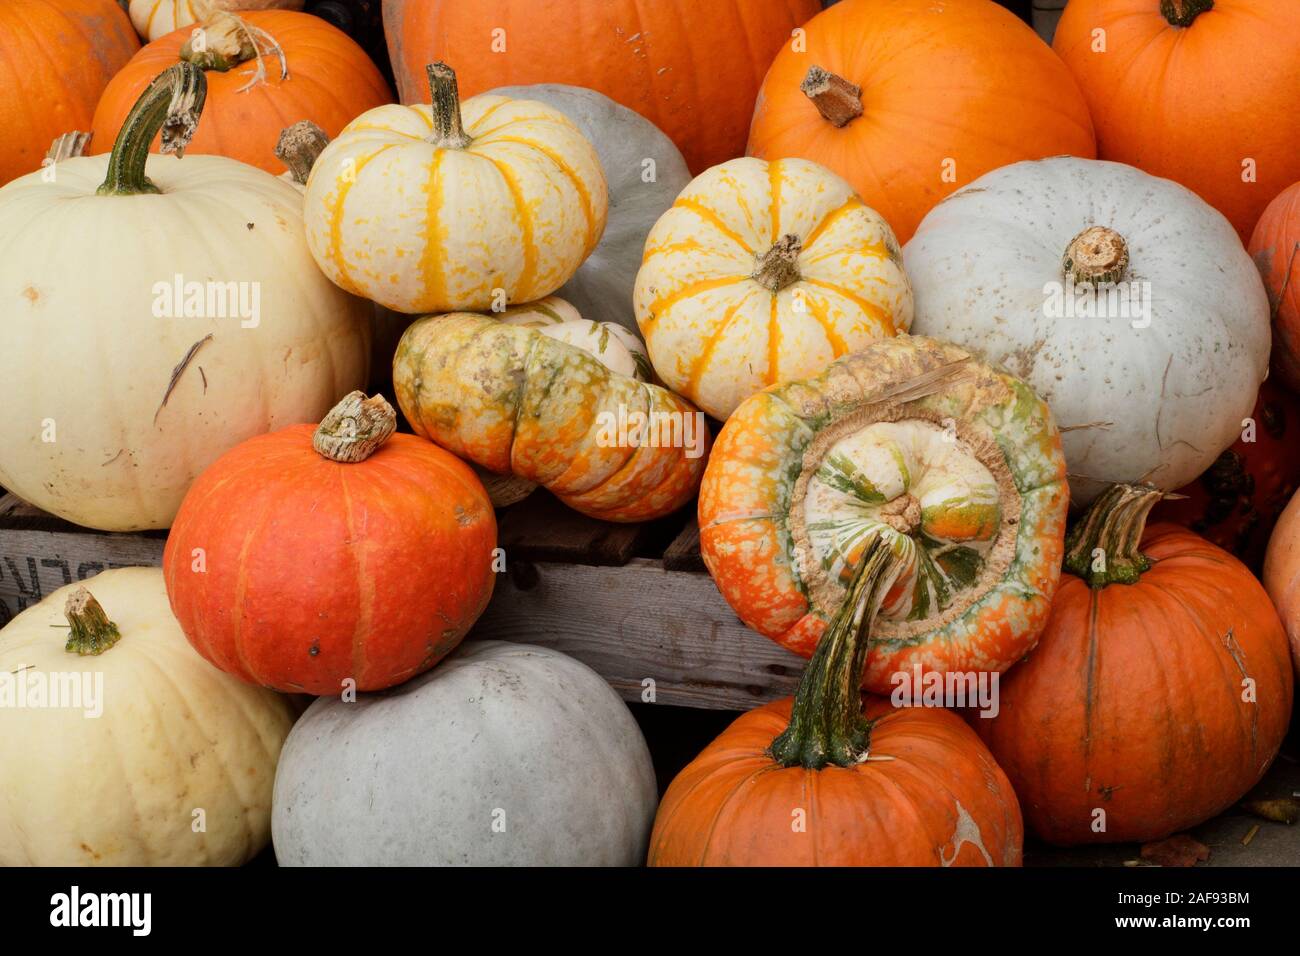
[0,0,1299,867]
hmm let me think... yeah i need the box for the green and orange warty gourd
[649,538,1024,866]
[700,335,1068,690]
[393,312,708,523]
[0,568,296,865]
[634,156,913,421]
[163,393,497,695]
[981,485,1295,845]
[303,62,608,314]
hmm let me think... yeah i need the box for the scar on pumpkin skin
[154,334,214,425]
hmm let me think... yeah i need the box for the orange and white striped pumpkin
[633,156,912,421]
[128,0,303,42]
[303,62,607,315]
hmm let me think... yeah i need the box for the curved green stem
[1161,0,1213,28]
[1064,483,1164,587]
[426,62,472,150]
[769,536,898,769]
[65,588,122,656]
[97,62,207,197]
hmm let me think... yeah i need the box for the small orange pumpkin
[91,10,391,175]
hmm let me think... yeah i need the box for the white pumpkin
[272,640,658,866]
[488,83,692,335]
[0,64,370,531]
[633,156,913,421]
[0,568,296,866]
[904,157,1271,507]
[129,0,304,42]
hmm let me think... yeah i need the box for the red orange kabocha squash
[980,485,1295,846]
[163,393,497,695]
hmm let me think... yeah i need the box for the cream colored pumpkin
[499,296,650,382]
[633,156,912,421]
[0,65,370,531]
[129,0,304,42]
[303,62,608,315]
[0,568,296,866]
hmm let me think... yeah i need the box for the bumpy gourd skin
[699,335,1069,692]
[394,312,708,522]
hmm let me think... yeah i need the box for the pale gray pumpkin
[272,641,658,866]
[904,157,1270,507]
[488,84,691,335]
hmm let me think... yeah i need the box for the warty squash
[0,0,139,185]
[273,640,658,866]
[303,62,608,314]
[393,312,708,523]
[980,484,1295,845]
[93,10,391,176]
[747,0,1096,243]
[905,157,1271,508]
[163,392,497,695]
[633,156,913,421]
[649,538,1024,866]
[0,568,296,865]
[700,334,1069,689]
[0,63,371,531]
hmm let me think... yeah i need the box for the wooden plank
[495,490,658,566]
[662,519,704,573]
[472,558,804,710]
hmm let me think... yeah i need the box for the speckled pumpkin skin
[394,312,708,522]
[699,335,1068,691]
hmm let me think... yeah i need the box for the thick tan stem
[1063,226,1130,285]
[46,131,91,163]
[752,234,803,292]
[181,13,258,71]
[313,392,398,463]
[426,62,472,149]
[275,121,330,185]
[801,66,863,129]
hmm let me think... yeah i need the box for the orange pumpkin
[162,393,497,695]
[649,539,1023,866]
[979,485,1295,846]
[1250,181,1300,391]
[747,0,1095,242]
[0,0,139,185]
[1054,0,1300,243]
[1263,490,1300,678]
[91,10,391,175]
[383,0,822,174]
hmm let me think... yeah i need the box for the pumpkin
[394,312,708,523]
[92,10,391,176]
[303,63,607,315]
[1054,0,1300,243]
[273,640,657,865]
[1250,181,1300,391]
[1151,380,1300,572]
[0,0,138,185]
[0,568,296,865]
[634,156,913,421]
[499,297,651,383]
[746,0,1095,244]
[384,0,823,175]
[699,334,1068,688]
[1263,491,1300,678]
[649,538,1024,866]
[905,156,1271,509]
[163,392,496,695]
[979,484,1295,845]
[0,63,371,531]
[486,84,692,335]
[128,0,304,41]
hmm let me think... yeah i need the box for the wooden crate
[0,491,803,711]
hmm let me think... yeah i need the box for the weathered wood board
[0,492,802,709]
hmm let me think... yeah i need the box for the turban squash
[699,335,1068,691]
[393,312,708,523]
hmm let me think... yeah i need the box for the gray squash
[272,641,658,866]
[487,83,691,335]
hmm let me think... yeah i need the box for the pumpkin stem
[46,131,91,163]
[753,234,803,292]
[97,62,207,197]
[1161,0,1213,27]
[769,536,899,770]
[181,12,258,71]
[1064,483,1165,587]
[276,120,330,185]
[314,391,398,463]
[801,66,863,129]
[64,587,122,656]
[1062,226,1130,286]
[426,62,473,150]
